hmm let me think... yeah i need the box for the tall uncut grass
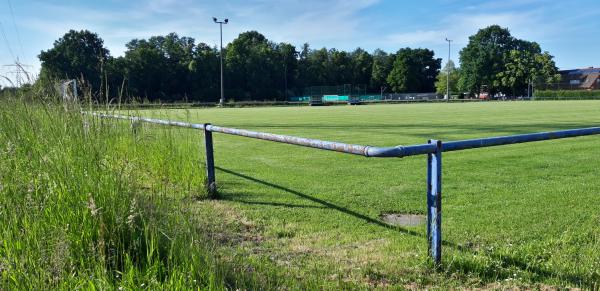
[0,98,262,289]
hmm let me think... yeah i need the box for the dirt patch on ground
[380,213,425,226]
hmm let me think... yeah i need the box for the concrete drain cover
[380,213,425,227]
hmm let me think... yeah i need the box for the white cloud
[463,0,551,11]
[215,0,380,45]
[384,9,555,48]
[385,30,446,46]
[19,0,376,56]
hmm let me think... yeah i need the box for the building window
[570,79,581,85]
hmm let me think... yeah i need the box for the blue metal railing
[89,112,600,264]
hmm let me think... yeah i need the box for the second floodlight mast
[213,17,228,106]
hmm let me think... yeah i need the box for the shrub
[533,90,600,100]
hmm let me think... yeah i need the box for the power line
[0,20,15,61]
[4,61,32,87]
[6,0,24,57]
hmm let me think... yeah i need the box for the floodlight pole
[445,38,452,102]
[213,17,228,106]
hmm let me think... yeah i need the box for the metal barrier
[88,112,600,264]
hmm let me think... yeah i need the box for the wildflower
[126,198,138,228]
[6,141,14,155]
[126,214,136,227]
[87,193,101,217]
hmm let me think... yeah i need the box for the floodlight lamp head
[224,19,228,23]
[212,17,217,22]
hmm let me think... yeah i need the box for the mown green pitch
[139,101,600,288]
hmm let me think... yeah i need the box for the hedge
[534,90,600,100]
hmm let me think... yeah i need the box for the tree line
[436,25,560,97]
[30,25,559,102]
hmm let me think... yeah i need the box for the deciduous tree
[370,49,393,92]
[387,48,440,93]
[39,30,109,96]
[435,60,460,96]
[458,25,515,96]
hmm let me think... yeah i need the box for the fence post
[72,79,77,101]
[427,139,442,264]
[204,124,217,197]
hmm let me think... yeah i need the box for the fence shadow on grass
[230,199,328,209]
[215,166,421,237]
[214,166,593,287]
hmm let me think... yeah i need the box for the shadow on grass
[215,166,594,287]
[232,199,328,209]
[446,251,594,288]
[216,166,421,237]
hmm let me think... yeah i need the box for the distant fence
[87,112,600,265]
[290,92,442,103]
[382,92,442,101]
[303,84,367,97]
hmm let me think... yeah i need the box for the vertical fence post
[204,124,217,197]
[72,79,77,101]
[427,139,442,264]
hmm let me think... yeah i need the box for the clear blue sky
[1,0,599,86]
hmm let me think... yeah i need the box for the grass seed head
[87,193,100,217]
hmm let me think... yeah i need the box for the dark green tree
[299,46,329,87]
[103,56,128,102]
[460,25,559,97]
[497,45,560,96]
[188,43,220,101]
[458,25,517,96]
[122,39,169,101]
[38,30,109,96]
[123,33,195,101]
[350,48,373,87]
[387,48,440,93]
[275,42,299,99]
[370,49,393,92]
[328,49,353,84]
[225,31,281,100]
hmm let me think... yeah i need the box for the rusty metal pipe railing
[206,124,373,156]
[90,112,206,130]
[87,111,600,266]
[442,127,600,152]
[88,112,416,158]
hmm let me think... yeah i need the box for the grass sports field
[136,101,600,288]
[1,100,599,289]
